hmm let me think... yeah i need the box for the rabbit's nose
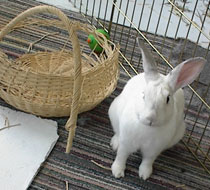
[146,113,154,120]
[145,114,156,126]
[143,118,154,126]
[148,119,154,126]
[149,120,153,126]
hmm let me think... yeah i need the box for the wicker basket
[0,6,119,153]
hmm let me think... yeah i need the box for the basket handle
[0,5,82,153]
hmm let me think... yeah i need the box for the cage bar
[71,0,210,174]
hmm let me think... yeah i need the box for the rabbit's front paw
[139,163,152,180]
[110,135,119,151]
[111,161,125,178]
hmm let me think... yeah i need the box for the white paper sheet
[0,106,59,190]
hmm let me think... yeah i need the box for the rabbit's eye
[166,95,170,104]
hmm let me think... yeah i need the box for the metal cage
[68,0,210,174]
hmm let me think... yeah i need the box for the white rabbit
[108,38,206,180]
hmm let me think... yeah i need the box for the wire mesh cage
[69,0,210,174]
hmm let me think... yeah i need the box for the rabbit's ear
[137,38,159,82]
[167,57,206,93]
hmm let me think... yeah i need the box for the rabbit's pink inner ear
[175,58,206,90]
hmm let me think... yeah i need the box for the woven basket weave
[0,6,119,152]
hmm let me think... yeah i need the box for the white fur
[109,39,206,180]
